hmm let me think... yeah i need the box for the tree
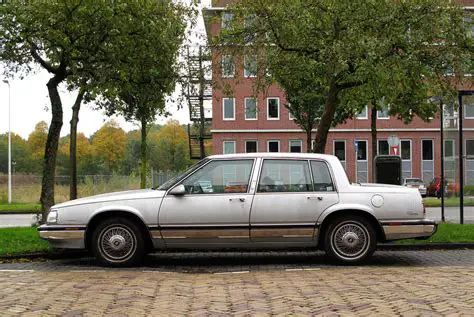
[0,133,31,174]
[216,0,473,153]
[27,121,49,174]
[0,1,143,213]
[92,121,126,173]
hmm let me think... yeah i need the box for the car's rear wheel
[91,217,145,267]
[324,215,376,264]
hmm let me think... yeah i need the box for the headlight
[47,209,58,224]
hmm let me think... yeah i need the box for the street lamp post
[2,79,11,204]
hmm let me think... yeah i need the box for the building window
[267,97,280,120]
[356,140,367,161]
[244,14,257,43]
[245,97,257,120]
[268,140,280,152]
[377,106,390,119]
[245,140,258,153]
[244,55,257,78]
[356,105,368,119]
[221,55,234,78]
[377,140,389,155]
[222,98,235,120]
[221,12,234,30]
[467,140,474,159]
[465,95,474,119]
[223,141,235,154]
[444,139,455,159]
[401,140,411,160]
[289,140,302,153]
[334,140,346,162]
[422,140,433,161]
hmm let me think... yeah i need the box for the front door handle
[307,196,323,201]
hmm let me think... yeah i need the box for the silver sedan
[39,153,436,266]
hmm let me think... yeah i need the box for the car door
[250,159,339,243]
[159,159,255,246]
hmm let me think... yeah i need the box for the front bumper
[38,225,86,249]
[382,220,437,241]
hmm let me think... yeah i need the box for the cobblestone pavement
[2,250,474,315]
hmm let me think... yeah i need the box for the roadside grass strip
[423,197,474,207]
[0,227,52,256]
[396,223,474,244]
[0,203,41,214]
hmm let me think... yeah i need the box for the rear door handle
[229,198,246,202]
[307,196,323,201]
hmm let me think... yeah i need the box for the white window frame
[244,97,258,120]
[356,105,368,120]
[245,140,258,153]
[421,139,434,183]
[223,140,236,154]
[333,140,346,163]
[222,97,235,121]
[266,97,280,120]
[221,55,235,78]
[244,55,257,78]
[267,140,280,152]
[466,139,474,159]
[401,139,412,178]
[377,139,389,156]
[356,140,368,162]
[377,106,390,119]
[289,140,303,153]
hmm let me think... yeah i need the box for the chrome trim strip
[383,224,436,240]
[39,230,85,240]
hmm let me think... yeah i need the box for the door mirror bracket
[169,184,186,195]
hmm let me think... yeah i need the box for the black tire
[91,217,145,267]
[324,215,377,264]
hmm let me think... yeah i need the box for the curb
[0,211,39,215]
[2,244,474,261]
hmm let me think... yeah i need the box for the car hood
[52,189,167,209]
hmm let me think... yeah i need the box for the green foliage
[216,0,473,152]
[0,203,41,213]
[0,133,32,173]
[0,227,53,256]
[397,223,474,244]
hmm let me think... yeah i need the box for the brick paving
[1,250,474,315]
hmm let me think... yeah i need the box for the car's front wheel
[91,217,145,267]
[324,215,376,264]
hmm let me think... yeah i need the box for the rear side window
[310,161,335,192]
[258,159,312,192]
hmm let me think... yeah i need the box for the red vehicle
[427,177,460,197]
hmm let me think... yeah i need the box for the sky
[0,0,211,140]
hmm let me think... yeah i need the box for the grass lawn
[423,197,474,207]
[0,203,41,213]
[397,223,474,244]
[0,227,52,256]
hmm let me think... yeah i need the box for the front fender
[88,205,147,225]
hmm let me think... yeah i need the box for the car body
[402,178,426,197]
[427,177,460,197]
[39,153,436,266]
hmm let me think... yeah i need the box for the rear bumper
[381,220,437,241]
[38,225,86,249]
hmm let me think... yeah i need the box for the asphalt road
[1,250,474,315]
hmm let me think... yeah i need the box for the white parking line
[0,269,35,273]
[70,270,105,273]
[214,270,250,275]
[142,270,173,273]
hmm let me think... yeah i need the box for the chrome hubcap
[333,222,369,259]
[100,226,136,261]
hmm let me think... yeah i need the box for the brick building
[204,0,474,185]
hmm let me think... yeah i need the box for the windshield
[406,179,423,185]
[155,158,210,191]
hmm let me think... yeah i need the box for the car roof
[208,152,337,160]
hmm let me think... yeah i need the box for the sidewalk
[426,206,474,224]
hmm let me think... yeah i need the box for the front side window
[258,160,312,192]
[182,159,253,194]
[378,140,389,156]
[268,140,280,152]
[244,55,257,77]
[223,98,235,120]
[267,98,280,120]
[221,55,235,78]
[356,105,368,119]
[245,97,257,120]
[311,161,335,192]
[289,140,302,153]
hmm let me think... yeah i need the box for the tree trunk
[313,84,339,153]
[40,75,65,221]
[371,104,377,183]
[306,128,312,153]
[140,117,147,189]
[69,88,85,200]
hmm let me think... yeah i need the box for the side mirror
[169,184,186,195]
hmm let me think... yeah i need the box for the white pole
[3,80,11,204]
